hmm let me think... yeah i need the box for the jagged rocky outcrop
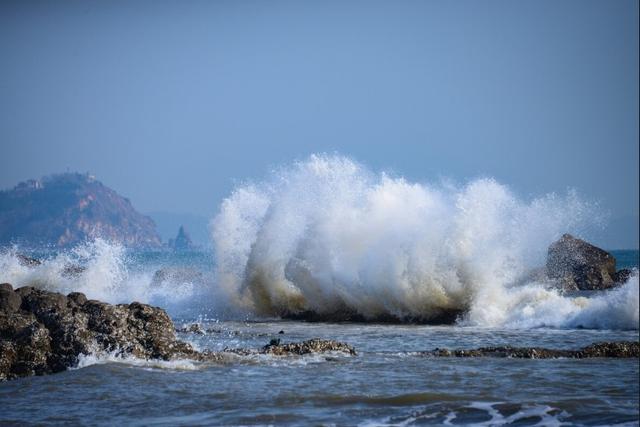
[167,225,196,251]
[546,234,632,290]
[0,283,196,380]
[420,341,639,359]
[0,284,357,381]
[0,173,162,248]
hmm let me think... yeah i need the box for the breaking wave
[0,239,209,316]
[212,154,638,329]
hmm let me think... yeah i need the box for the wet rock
[0,284,200,381]
[67,292,87,306]
[223,338,357,357]
[0,283,22,312]
[578,341,640,358]
[421,341,639,359]
[613,268,633,285]
[262,338,357,356]
[284,307,463,325]
[547,234,619,290]
[0,284,359,381]
[175,323,205,334]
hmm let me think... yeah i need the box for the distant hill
[0,173,162,248]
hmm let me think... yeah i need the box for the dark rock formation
[546,234,629,290]
[613,268,633,285]
[167,225,196,251]
[0,283,196,381]
[262,338,356,356]
[176,323,206,334]
[224,338,357,357]
[0,284,358,381]
[0,173,162,248]
[283,307,463,325]
[421,341,639,359]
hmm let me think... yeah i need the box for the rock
[224,338,358,357]
[67,292,87,306]
[613,268,633,285]
[546,234,618,290]
[283,307,463,325]
[421,341,639,359]
[0,285,199,381]
[167,225,196,251]
[578,341,639,358]
[176,323,205,334]
[0,283,22,312]
[262,338,357,356]
[1,284,359,381]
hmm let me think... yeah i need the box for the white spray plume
[212,154,637,329]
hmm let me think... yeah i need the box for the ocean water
[1,156,639,426]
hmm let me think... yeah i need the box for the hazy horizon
[1,0,638,249]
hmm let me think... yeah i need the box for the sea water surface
[1,157,639,425]
[0,248,638,426]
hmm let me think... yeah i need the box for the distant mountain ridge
[0,173,162,248]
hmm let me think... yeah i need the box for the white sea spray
[211,154,638,329]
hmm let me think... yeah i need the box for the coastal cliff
[0,173,162,248]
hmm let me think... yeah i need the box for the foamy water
[212,154,638,329]
[0,240,211,316]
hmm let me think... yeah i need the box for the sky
[0,0,638,248]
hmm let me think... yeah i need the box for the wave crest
[211,154,637,329]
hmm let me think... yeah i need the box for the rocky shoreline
[1,283,638,381]
[0,283,356,381]
[420,341,639,359]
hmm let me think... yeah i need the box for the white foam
[0,239,199,310]
[211,154,638,330]
[74,351,200,371]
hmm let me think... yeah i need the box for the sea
[0,156,639,426]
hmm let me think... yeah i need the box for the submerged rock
[421,341,639,359]
[282,307,464,325]
[175,323,205,334]
[546,234,629,290]
[262,338,357,356]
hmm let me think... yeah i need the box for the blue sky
[1,0,638,248]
